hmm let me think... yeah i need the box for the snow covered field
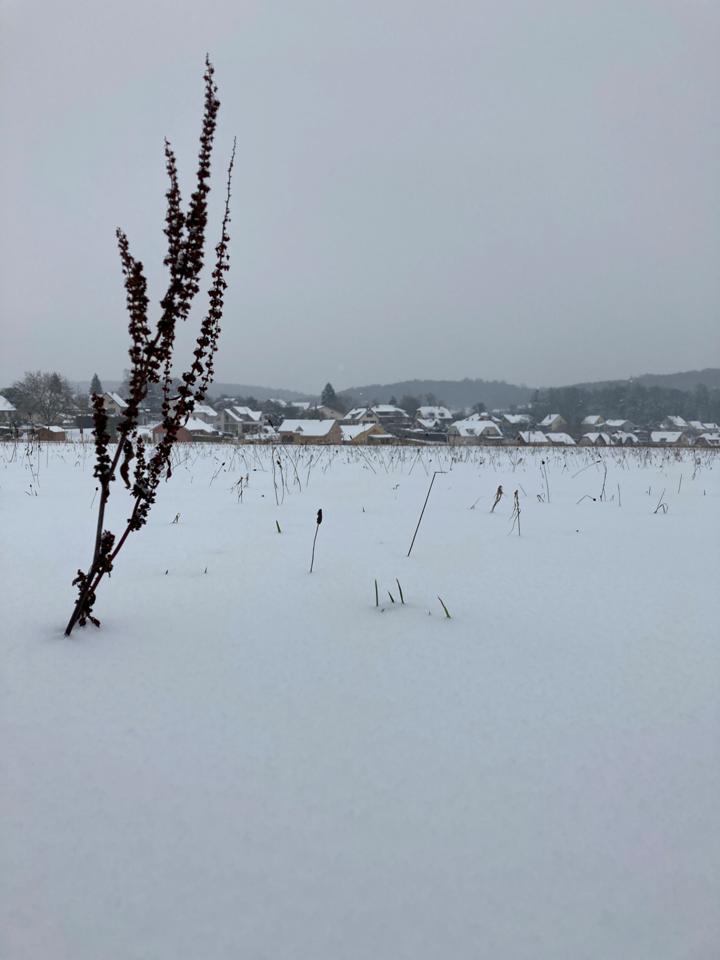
[2,440,719,960]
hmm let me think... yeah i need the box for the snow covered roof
[416,418,445,429]
[651,431,684,443]
[340,424,386,441]
[582,432,612,445]
[612,431,639,444]
[450,418,503,438]
[278,419,338,437]
[371,404,408,416]
[106,392,127,409]
[604,419,631,428]
[184,418,217,433]
[539,414,562,426]
[518,431,547,444]
[344,407,369,420]
[225,406,263,422]
[696,433,720,446]
[503,413,531,425]
[581,415,604,426]
[0,395,16,412]
[291,402,311,411]
[665,416,688,428]
[545,432,576,445]
[417,405,452,420]
[193,403,218,418]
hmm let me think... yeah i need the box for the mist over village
[2,3,718,960]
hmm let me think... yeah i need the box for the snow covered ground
[2,440,719,959]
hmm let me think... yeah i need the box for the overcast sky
[1,0,718,393]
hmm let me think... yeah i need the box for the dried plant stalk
[65,58,235,636]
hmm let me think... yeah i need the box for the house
[538,414,567,432]
[344,405,410,428]
[517,431,548,445]
[220,406,265,436]
[581,415,604,428]
[694,433,720,448]
[448,418,503,444]
[612,431,640,446]
[277,419,343,444]
[100,392,128,416]
[502,413,532,428]
[579,432,612,446]
[604,419,636,433]
[660,416,689,431]
[192,402,219,425]
[417,405,453,423]
[36,425,66,441]
[340,423,392,444]
[344,407,376,423]
[545,432,576,446]
[0,394,17,423]
[152,418,219,443]
[650,431,690,446]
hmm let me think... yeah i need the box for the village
[1,388,718,448]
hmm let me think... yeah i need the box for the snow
[651,431,685,444]
[416,405,452,420]
[184,417,218,434]
[278,418,337,437]
[224,406,263,422]
[450,418,503,438]
[107,392,128,409]
[2,441,719,960]
[0,394,16,412]
[518,430,548,444]
[538,413,562,427]
[544,431,576,445]
[193,403,218,418]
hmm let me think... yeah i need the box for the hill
[339,378,533,410]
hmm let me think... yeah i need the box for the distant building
[517,431,548,445]
[152,418,219,443]
[650,431,690,446]
[100,392,128,417]
[340,423,392,444]
[0,394,17,424]
[277,419,343,444]
[545,432,576,446]
[538,414,567,432]
[581,415,604,428]
[448,418,503,444]
[192,402,219,425]
[579,432,612,446]
[220,406,265,436]
[36,426,67,441]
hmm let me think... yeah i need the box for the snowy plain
[2,440,719,960]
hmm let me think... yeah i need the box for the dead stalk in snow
[309,508,323,572]
[64,59,234,637]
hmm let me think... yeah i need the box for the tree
[90,373,103,396]
[472,401,486,415]
[399,394,420,416]
[321,383,338,408]
[10,370,75,423]
[65,58,235,636]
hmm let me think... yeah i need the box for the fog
[1,0,718,392]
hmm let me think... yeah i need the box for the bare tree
[65,58,235,636]
[9,371,75,423]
